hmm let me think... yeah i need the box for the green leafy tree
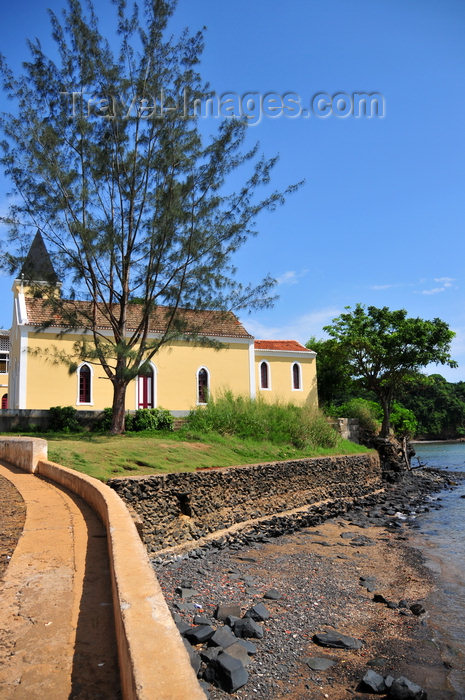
[398,373,465,438]
[389,402,418,438]
[324,304,456,437]
[0,0,300,433]
[306,336,354,405]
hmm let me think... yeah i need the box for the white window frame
[0,352,9,374]
[76,362,94,406]
[196,366,210,405]
[259,360,271,391]
[291,362,303,391]
[135,361,158,409]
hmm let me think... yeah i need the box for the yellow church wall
[150,340,251,410]
[254,354,318,407]
[21,328,318,412]
[23,331,252,411]
[24,332,114,410]
[8,323,22,409]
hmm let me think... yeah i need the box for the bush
[95,407,174,432]
[185,392,338,449]
[131,408,174,432]
[153,408,175,431]
[94,407,114,432]
[327,398,418,438]
[326,398,381,435]
[48,406,81,433]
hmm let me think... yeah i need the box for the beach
[154,469,461,699]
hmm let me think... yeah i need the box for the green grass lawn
[41,429,371,481]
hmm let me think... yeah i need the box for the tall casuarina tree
[0,0,300,432]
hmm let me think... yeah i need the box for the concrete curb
[0,437,205,700]
[0,436,47,473]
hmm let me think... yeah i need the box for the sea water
[411,441,465,697]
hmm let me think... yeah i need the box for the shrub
[124,412,134,431]
[131,409,158,431]
[326,398,381,435]
[153,408,174,431]
[95,407,174,432]
[93,407,114,432]
[185,392,338,449]
[48,406,81,432]
[327,398,418,438]
[131,408,174,432]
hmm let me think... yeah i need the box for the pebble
[305,656,336,671]
[360,669,387,693]
[410,603,426,616]
[313,630,363,650]
[150,468,461,699]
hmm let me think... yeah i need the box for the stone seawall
[109,453,380,554]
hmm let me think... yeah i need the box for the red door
[137,369,154,408]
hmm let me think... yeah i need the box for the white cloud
[369,281,418,291]
[370,277,457,296]
[417,277,456,295]
[434,277,454,287]
[276,269,308,286]
[421,287,446,295]
[242,306,341,344]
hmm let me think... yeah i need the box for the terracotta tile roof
[255,340,311,352]
[24,298,253,338]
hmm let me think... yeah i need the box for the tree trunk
[111,379,127,434]
[380,398,391,438]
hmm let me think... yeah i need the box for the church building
[8,233,317,414]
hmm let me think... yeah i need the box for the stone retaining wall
[109,453,380,553]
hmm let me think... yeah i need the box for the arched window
[1,393,7,409]
[260,361,270,390]
[292,362,302,390]
[78,364,92,404]
[197,367,209,404]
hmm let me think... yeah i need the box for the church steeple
[20,231,58,284]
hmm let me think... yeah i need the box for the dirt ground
[155,518,454,699]
[0,474,26,578]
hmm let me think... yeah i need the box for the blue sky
[0,0,464,379]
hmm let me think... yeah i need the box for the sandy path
[0,463,120,699]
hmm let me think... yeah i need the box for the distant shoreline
[411,438,465,444]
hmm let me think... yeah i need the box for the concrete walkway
[0,462,120,699]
